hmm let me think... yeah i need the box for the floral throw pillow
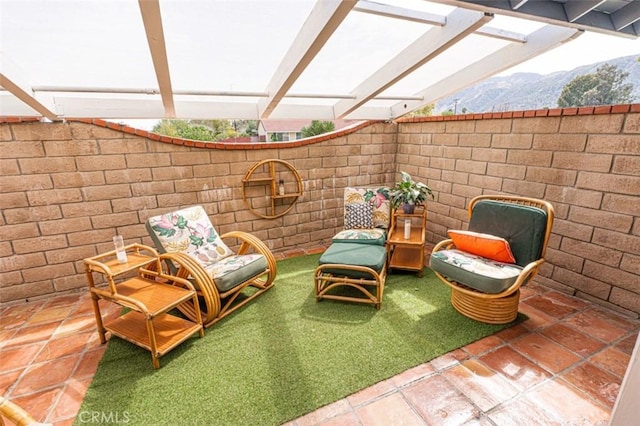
[345,203,373,229]
[343,187,391,229]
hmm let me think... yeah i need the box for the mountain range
[435,55,640,114]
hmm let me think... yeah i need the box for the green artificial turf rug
[77,254,524,425]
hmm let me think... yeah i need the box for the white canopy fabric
[1,0,638,122]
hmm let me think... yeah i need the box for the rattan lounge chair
[146,205,277,327]
[315,187,391,309]
[429,195,554,324]
[0,396,50,426]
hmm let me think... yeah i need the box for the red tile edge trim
[394,103,639,123]
[0,116,40,124]
[11,118,379,150]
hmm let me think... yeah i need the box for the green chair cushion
[318,243,387,279]
[429,249,523,294]
[469,200,547,267]
[205,254,267,293]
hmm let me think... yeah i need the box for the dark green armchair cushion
[468,200,547,267]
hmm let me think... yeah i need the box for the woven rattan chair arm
[435,258,544,300]
[432,238,454,252]
[0,395,51,426]
[221,230,277,285]
[315,263,383,282]
[140,259,197,293]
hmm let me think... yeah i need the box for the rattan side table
[387,207,427,276]
[84,243,204,369]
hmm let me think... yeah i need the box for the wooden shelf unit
[387,207,427,276]
[241,159,302,219]
[84,243,204,369]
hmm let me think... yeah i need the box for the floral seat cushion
[429,249,523,294]
[204,254,267,293]
[332,228,386,246]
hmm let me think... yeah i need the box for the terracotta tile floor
[1,274,638,425]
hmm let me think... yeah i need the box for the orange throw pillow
[447,230,516,263]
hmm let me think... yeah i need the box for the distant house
[258,119,358,142]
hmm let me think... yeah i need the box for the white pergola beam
[52,96,165,119]
[391,25,582,118]
[49,95,392,120]
[334,8,491,118]
[0,76,60,121]
[355,0,526,42]
[24,86,424,102]
[354,0,446,25]
[474,26,527,43]
[138,0,175,118]
[0,52,60,121]
[258,0,355,119]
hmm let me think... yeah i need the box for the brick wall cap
[392,104,639,124]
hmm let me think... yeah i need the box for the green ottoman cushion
[429,249,523,294]
[318,243,387,279]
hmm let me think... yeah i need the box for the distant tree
[557,64,633,107]
[240,120,258,136]
[227,119,258,137]
[153,119,242,141]
[441,109,454,116]
[406,104,434,117]
[152,120,216,141]
[301,120,335,137]
[191,119,237,139]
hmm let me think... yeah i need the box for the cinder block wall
[1,106,638,317]
[0,119,398,304]
[396,106,640,317]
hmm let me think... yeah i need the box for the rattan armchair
[429,195,554,324]
[0,396,50,426]
[145,205,277,327]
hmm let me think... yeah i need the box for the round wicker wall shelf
[241,159,303,219]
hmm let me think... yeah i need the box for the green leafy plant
[301,120,335,137]
[390,171,434,212]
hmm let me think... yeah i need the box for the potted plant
[390,171,434,214]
